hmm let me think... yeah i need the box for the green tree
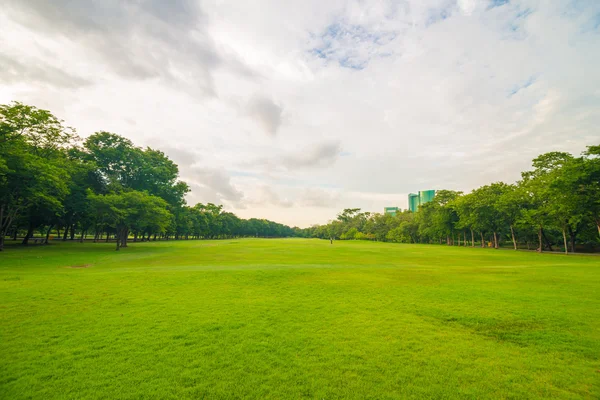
[0,102,74,250]
[520,152,574,252]
[89,191,171,250]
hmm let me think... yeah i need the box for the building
[408,193,420,213]
[384,207,399,216]
[408,190,436,212]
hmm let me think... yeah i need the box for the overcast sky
[1,0,599,227]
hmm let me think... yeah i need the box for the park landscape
[1,101,600,399]
[2,1,600,398]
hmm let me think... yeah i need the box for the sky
[1,0,599,227]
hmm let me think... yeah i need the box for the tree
[0,102,74,250]
[521,152,575,252]
[89,191,172,250]
[496,184,527,250]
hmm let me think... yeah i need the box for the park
[1,239,599,399]
[2,1,600,398]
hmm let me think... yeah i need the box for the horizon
[1,0,599,227]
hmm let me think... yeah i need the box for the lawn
[1,239,599,399]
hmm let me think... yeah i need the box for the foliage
[302,151,599,253]
[0,102,295,251]
[1,100,598,253]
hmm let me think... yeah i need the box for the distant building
[408,193,420,213]
[408,190,436,212]
[384,207,399,216]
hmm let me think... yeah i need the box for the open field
[1,239,599,399]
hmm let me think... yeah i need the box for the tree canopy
[1,101,598,253]
[0,102,295,250]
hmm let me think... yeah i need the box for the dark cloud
[0,54,91,88]
[3,0,252,96]
[246,95,283,136]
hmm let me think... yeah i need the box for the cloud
[299,188,341,208]
[283,141,342,169]
[245,95,283,136]
[2,0,599,227]
[185,167,245,207]
[1,0,254,96]
[245,141,342,172]
[145,141,200,169]
[0,54,91,89]
[250,186,294,208]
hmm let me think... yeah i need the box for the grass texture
[1,239,599,399]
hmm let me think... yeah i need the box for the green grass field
[1,239,599,399]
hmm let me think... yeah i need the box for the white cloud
[1,0,599,227]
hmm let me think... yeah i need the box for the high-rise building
[419,190,436,204]
[408,193,420,213]
[408,190,435,212]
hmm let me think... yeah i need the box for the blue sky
[1,0,599,226]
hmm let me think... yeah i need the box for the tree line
[2,101,598,253]
[299,148,600,254]
[0,102,295,251]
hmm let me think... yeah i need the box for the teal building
[408,190,436,212]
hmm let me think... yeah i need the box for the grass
[1,238,599,399]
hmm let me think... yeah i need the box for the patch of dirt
[66,264,91,269]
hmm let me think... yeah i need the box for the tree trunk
[510,225,517,250]
[493,232,499,249]
[471,229,475,247]
[22,224,34,245]
[80,230,85,243]
[538,226,543,253]
[106,231,110,242]
[541,229,553,251]
[562,228,568,255]
[63,224,69,241]
[12,228,17,241]
[153,234,157,241]
[94,232,99,243]
[70,224,76,240]
[116,232,120,251]
[44,224,53,244]
[0,205,5,251]
[480,232,485,248]
[133,232,138,242]
[121,229,129,248]
[568,226,576,254]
